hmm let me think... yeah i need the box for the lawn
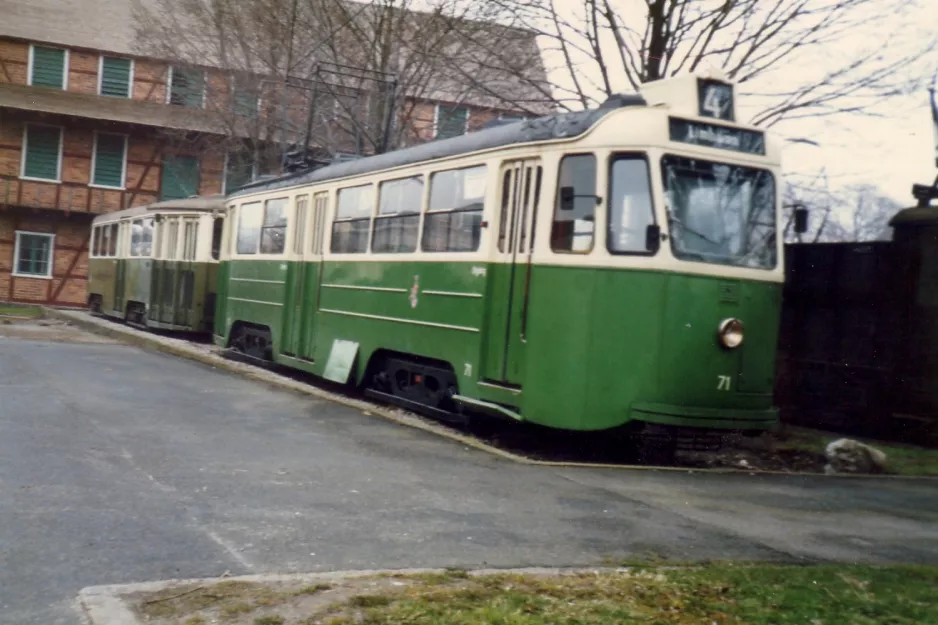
[777,427,938,476]
[0,304,43,319]
[130,564,938,625]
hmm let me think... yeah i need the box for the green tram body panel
[88,257,219,332]
[216,258,780,432]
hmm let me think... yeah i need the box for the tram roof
[229,94,647,198]
[92,194,226,224]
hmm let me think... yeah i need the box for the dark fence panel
[775,242,904,434]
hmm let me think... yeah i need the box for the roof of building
[1,0,137,57]
[0,83,225,134]
[230,95,645,198]
[0,0,552,115]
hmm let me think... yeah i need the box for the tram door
[282,192,327,360]
[113,221,127,314]
[482,159,542,385]
[282,195,310,356]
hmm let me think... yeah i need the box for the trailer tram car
[87,196,226,332]
[214,71,785,447]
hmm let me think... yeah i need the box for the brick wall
[0,39,28,85]
[0,210,90,305]
[68,50,98,95]
[0,111,225,212]
[133,59,168,103]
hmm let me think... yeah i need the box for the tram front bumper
[629,402,778,431]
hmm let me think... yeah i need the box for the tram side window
[166,218,180,259]
[92,226,103,257]
[373,175,422,253]
[292,196,309,255]
[332,184,373,253]
[607,156,655,254]
[129,218,154,257]
[107,223,118,256]
[182,220,199,260]
[423,165,486,252]
[211,216,224,260]
[260,198,288,254]
[236,202,263,254]
[551,154,596,253]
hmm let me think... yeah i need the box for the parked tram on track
[207,70,787,444]
[87,195,226,332]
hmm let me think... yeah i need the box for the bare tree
[785,177,903,243]
[130,0,550,185]
[485,0,937,127]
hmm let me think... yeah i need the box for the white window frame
[433,104,470,139]
[19,123,64,183]
[499,111,528,121]
[166,66,206,108]
[97,55,135,98]
[12,230,55,279]
[89,131,129,190]
[28,44,69,90]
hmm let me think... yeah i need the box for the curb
[77,566,630,625]
[43,307,938,481]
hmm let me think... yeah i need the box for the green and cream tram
[213,70,790,440]
[88,195,225,332]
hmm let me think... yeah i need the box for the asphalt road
[2,332,938,625]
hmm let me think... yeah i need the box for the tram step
[364,388,469,426]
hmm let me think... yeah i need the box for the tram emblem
[409,275,420,308]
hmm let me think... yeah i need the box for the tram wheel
[230,324,273,361]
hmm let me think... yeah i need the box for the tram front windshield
[661,155,776,269]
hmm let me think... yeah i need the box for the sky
[535,0,938,205]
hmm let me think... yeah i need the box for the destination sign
[698,79,734,121]
[669,117,766,156]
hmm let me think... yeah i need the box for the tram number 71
[716,375,732,391]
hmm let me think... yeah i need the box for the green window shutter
[30,46,66,89]
[436,106,469,139]
[15,233,53,277]
[100,57,131,97]
[23,126,61,180]
[234,90,257,117]
[225,152,254,192]
[169,68,204,108]
[93,134,126,187]
[160,156,200,200]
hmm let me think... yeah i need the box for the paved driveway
[1,332,937,624]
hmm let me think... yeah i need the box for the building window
[21,125,63,182]
[224,150,255,193]
[435,105,469,140]
[91,133,127,188]
[499,112,528,122]
[28,45,67,89]
[160,155,200,200]
[232,75,259,117]
[168,67,204,108]
[99,56,133,97]
[13,231,54,278]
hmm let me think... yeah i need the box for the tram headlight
[717,318,744,349]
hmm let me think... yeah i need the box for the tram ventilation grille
[718,281,740,303]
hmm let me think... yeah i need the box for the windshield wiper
[666,212,724,247]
